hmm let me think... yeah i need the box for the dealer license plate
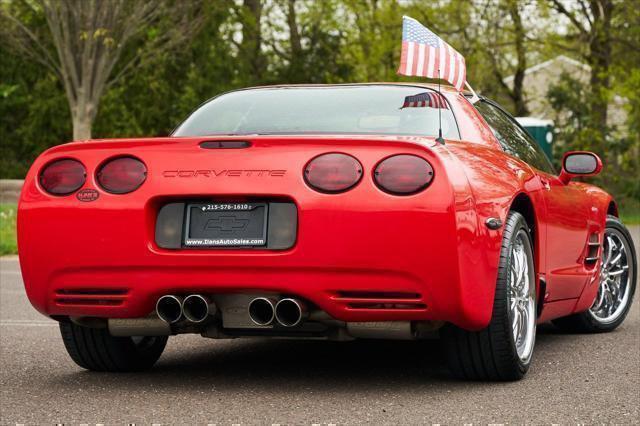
[184,203,268,247]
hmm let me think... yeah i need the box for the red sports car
[18,84,637,380]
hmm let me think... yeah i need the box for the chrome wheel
[508,230,536,363]
[589,228,633,324]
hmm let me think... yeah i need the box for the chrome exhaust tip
[275,298,307,327]
[248,297,276,326]
[183,294,215,323]
[156,295,183,324]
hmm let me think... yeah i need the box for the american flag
[400,92,449,109]
[397,16,466,91]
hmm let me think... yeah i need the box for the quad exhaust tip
[156,295,183,324]
[248,297,276,326]
[183,294,215,323]
[275,298,307,327]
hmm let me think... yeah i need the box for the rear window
[173,86,460,139]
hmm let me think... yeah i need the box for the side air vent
[54,289,129,307]
[331,291,426,311]
[585,233,600,266]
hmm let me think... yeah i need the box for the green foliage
[0,204,17,255]
[549,72,639,207]
[0,49,70,177]
[0,0,638,211]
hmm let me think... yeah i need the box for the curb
[0,179,23,204]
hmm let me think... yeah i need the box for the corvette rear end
[28,83,625,380]
[19,132,499,335]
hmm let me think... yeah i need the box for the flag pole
[465,81,480,104]
[436,68,445,145]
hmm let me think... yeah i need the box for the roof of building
[503,55,590,85]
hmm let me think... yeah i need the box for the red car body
[18,83,615,332]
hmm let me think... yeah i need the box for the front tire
[553,215,637,333]
[442,211,537,381]
[59,321,168,372]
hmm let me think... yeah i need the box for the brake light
[374,155,434,195]
[39,159,86,195]
[97,156,147,194]
[304,153,363,193]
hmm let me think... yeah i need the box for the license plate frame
[183,202,268,248]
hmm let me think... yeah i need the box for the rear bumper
[19,209,497,330]
[18,137,502,330]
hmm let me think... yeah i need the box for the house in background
[504,55,628,160]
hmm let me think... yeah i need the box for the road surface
[1,226,638,424]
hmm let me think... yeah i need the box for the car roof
[233,82,468,96]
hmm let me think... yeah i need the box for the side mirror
[559,151,602,184]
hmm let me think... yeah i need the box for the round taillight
[374,155,434,195]
[304,153,363,193]
[97,156,147,194]
[39,159,86,195]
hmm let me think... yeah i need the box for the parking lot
[1,226,638,424]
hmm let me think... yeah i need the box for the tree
[266,0,350,83]
[548,0,614,145]
[236,0,267,83]
[545,0,639,202]
[1,0,202,140]
[484,0,530,116]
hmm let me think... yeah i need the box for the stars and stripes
[400,91,449,109]
[397,16,466,91]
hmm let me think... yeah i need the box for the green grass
[0,204,17,255]
[620,213,640,225]
[620,199,640,225]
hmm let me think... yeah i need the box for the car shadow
[43,322,591,392]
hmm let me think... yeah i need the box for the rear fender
[444,141,544,329]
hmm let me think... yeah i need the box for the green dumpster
[515,117,554,161]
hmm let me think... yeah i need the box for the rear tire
[59,321,167,372]
[441,211,537,381]
[553,215,637,333]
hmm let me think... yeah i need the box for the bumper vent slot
[331,291,426,311]
[54,289,129,307]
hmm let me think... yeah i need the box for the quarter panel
[444,141,547,326]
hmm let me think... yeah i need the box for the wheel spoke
[609,265,628,276]
[507,232,538,363]
[590,229,633,323]
[606,291,615,316]
[512,307,520,339]
[521,257,529,294]
[609,252,622,268]
[518,305,526,342]
[511,251,520,288]
[609,280,619,299]
[592,286,605,311]
[517,249,526,289]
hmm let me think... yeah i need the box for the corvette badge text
[162,170,286,178]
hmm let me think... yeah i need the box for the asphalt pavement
[1,226,639,424]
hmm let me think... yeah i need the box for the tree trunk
[69,85,96,140]
[508,0,529,116]
[587,0,613,140]
[586,0,614,189]
[4,0,204,142]
[286,0,303,80]
[72,111,93,140]
[241,0,265,82]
